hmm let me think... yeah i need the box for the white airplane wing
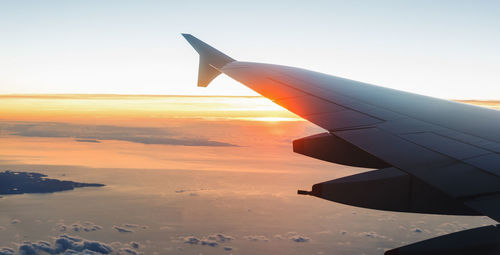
[182,34,500,254]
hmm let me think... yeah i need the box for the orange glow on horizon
[0,94,301,125]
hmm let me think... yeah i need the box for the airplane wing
[182,34,500,254]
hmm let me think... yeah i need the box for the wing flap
[465,194,500,222]
[464,153,500,176]
[334,128,500,199]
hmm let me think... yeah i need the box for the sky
[1,2,500,253]
[1,0,499,99]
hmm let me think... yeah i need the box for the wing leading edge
[182,34,500,254]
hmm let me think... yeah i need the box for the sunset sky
[1,0,499,99]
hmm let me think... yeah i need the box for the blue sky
[1,0,499,99]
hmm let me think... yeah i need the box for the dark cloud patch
[123,223,148,229]
[124,224,139,228]
[289,235,310,242]
[0,247,14,255]
[181,233,233,248]
[183,236,200,245]
[0,121,236,147]
[129,242,140,249]
[18,244,37,255]
[112,224,147,233]
[75,139,101,143]
[16,235,113,254]
[113,226,133,233]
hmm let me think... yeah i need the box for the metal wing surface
[183,34,500,254]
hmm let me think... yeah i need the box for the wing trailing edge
[182,33,235,87]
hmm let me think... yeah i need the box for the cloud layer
[0,121,236,147]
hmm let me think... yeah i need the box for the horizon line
[0,94,499,102]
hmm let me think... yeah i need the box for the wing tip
[182,33,235,87]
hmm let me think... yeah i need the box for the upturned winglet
[182,34,235,87]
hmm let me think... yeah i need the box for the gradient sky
[1,0,499,99]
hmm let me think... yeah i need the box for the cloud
[75,139,101,143]
[129,242,140,249]
[17,235,113,254]
[56,221,102,233]
[278,232,311,243]
[124,224,139,228]
[244,235,269,242]
[182,233,233,248]
[0,248,14,255]
[18,244,37,255]
[0,121,236,147]
[56,235,113,254]
[289,235,310,243]
[358,231,391,240]
[210,233,233,243]
[183,236,200,245]
[200,239,218,247]
[113,226,133,233]
[118,248,142,255]
[123,224,148,229]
